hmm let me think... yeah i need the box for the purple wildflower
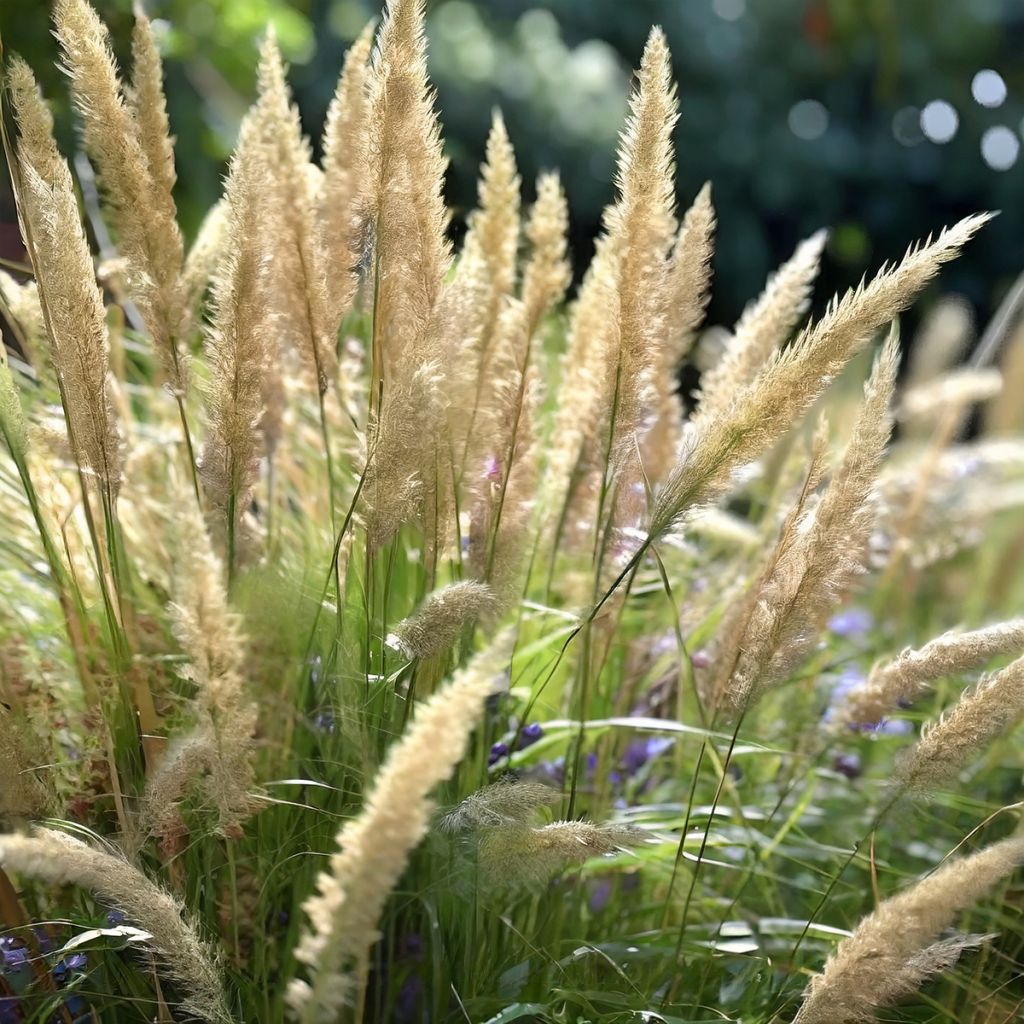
[833,752,862,779]
[588,879,613,913]
[518,722,543,749]
[482,454,501,481]
[311,710,336,734]
[52,953,87,983]
[621,736,674,775]
[828,607,874,638]
[691,649,712,670]
[488,742,509,766]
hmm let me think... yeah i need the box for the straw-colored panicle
[460,115,523,471]
[287,634,513,1024]
[181,199,228,322]
[0,352,29,463]
[603,27,678,473]
[439,779,561,833]
[0,711,49,821]
[464,300,541,591]
[793,835,1024,1024]
[643,183,716,483]
[711,335,899,712]
[470,112,521,330]
[143,510,257,838]
[128,8,177,211]
[8,60,123,500]
[0,270,52,389]
[366,0,451,375]
[477,820,644,887]
[874,438,1024,571]
[650,214,991,540]
[696,229,827,426]
[197,117,268,553]
[897,367,1002,427]
[0,828,232,1023]
[907,294,973,389]
[665,182,716,360]
[53,0,188,393]
[521,171,571,337]
[487,362,543,603]
[895,652,1024,793]
[361,352,447,550]
[544,234,619,545]
[836,619,1024,731]
[318,24,373,335]
[985,318,1024,436]
[249,33,336,396]
[385,580,497,659]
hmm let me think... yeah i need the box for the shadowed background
[2,0,1022,332]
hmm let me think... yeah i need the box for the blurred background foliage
[2,0,1023,328]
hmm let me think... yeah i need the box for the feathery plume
[544,234,619,541]
[181,199,228,318]
[478,820,644,887]
[288,633,513,1022]
[713,334,899,711]
[696,229,826,424]
[651,214,991,539]
[144,509,257,837]
[319,23,374,333]
[985,318,1024,436]
[0,828,231,1022]
[907,294,973,388]
[460,114,523,471]
[197,116,268,555]
[794,835,1024,1024]
[250,33,336,394]
[0,270,51,386]
[54,0,188,392]
[439,778,561,833]
[665,182,716,361]
[521,171,571,336]
[896,652,1024,792]
[603,26,678,468]
[643,182,716,482]
[385,580,498,659]
[470,111,521,325]
[366,0,451,374]
[836,619,1024,731]
[129,7,177,210]
[8,59,123,498]
[897,367,1002,422]
[0,355,29,463]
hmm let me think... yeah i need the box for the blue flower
[311,710,336,734]
[827,607,874,638]
[588,879,612,913]
[0,939,29,977]
[518,722,543,749]
[0,996,23,1024]
[105,910,126,927]
[52,953,87,983]
[621,735,674,775]
[487,742,509,766]
[832,752,862,779]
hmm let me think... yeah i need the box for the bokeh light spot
[920,100,958,143]
[972,69,1007,108]
[788,99,828,140]
[981,125,1019,170]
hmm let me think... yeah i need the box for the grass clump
[1,1,1024,1022]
